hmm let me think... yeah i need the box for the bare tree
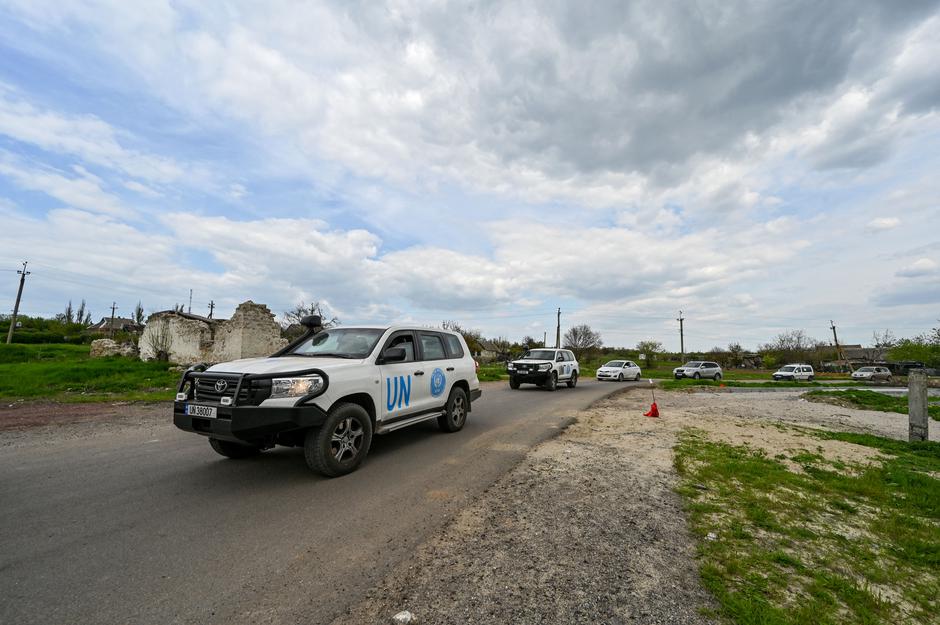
[75,300,88,326]
[521,335,541,349]
[871,329,897,349]
[727,342,745,367]
[760,329,823,366]
[489,336,512,361]
[283,301,339,328]
[635,340,664,369]
[144,318,172,362]
[58,300,74,324]
[563,324,603,359]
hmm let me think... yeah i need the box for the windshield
[780,366,796,372]
[857,367,874,372]
[288,328,384,358]
[604,361,625,367]
[523,350,557,360]
[683,361,703,367]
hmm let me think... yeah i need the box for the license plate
[185,404,217,418]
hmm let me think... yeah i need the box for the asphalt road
[0,378,636,625]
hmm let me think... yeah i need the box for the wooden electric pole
[555,308,561,349]
[5,261,30,344]
[109,302,118,338]
[677,310,685,363]
[208,300,215,319]
[830,320,852,372]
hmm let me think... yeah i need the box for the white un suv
[507,348,579,390]
[173,317,482,477]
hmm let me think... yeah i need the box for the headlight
[271,375,325,398]
[538,363,552,371]
[507,363,515,370]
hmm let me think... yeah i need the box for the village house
[87,317,143,335]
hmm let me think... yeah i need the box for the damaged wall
[139,301,288,364]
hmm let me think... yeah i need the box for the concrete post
[908,369,928,442]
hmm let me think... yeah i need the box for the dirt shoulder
[331,388,937,624]
[0,400,168,448]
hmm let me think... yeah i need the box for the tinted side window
[420,333,446,360]
[443,334,464,358]
[384,332,416,362]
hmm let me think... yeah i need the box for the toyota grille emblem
[214,379,228,393]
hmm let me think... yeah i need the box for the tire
[693,372,701,379]
[544,372,558,391]
[209,438,262,459]
[438,387,469,432]
[714,373,721,381]
[509,377,520,389]
[635,373,641,381]
[885,376,892,383]
[617,373,624,381]
[567,371,579,388]
[304,403,373,477]
[808,375,815,382]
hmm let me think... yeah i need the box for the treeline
[1,299,147,344]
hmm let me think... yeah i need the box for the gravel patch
[0,401,168,448]
[331,388,937,624]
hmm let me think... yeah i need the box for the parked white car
[596,360,642,382]
[851,366,893,382]
[507,348,579,390]
[673,361,723,380]
[174,317,482,477]
[773,364,815,381]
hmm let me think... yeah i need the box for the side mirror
[556,355,564,362]
[381,347,407,363]
[301,315,322,330]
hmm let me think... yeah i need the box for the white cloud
[897,257,938,278]
[0,85,186,185]
[0,153,132,217]
[867,217,900,230]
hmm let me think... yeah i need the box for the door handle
[446,367,455,372]
[414,370,425,376]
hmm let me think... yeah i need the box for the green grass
[805,389,940,421]
[0,344,179,402]
[660,378,856,390]
[675,428,940,625]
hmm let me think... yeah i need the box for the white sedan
[596,360,642,382]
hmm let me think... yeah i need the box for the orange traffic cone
[643,379,659,417]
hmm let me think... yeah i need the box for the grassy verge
[0,344,179,403]
[805,389,940,421]
[675,428,940,624]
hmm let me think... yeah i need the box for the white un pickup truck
[174,316,482,477]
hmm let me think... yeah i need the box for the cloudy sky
[1,0,938,351]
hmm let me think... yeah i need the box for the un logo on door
[430,368,446,397]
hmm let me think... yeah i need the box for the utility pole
[208,300,215,319]
[555,308,561,349]
[5,261,30,344]
[188,289,193,314]
[677,310,685,363]
[830,320,851,372]
[109,302,118,338]
[543,331,547,348]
